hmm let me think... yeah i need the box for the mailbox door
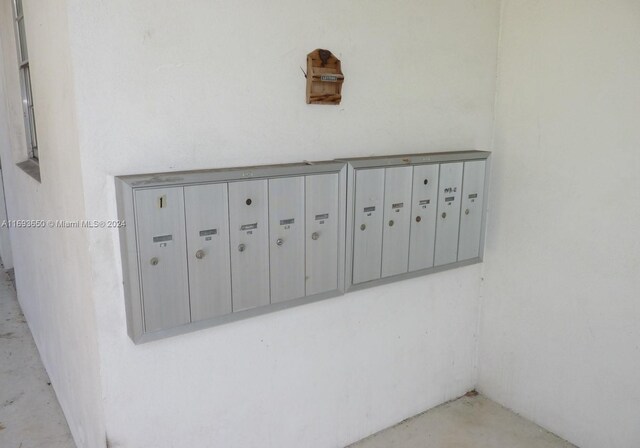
[305,173,340,296]
[269,176,305,303]
[135,187,190,332]
[458,160,486,261]
[381,166,413,277]
[409,164,439,271]
[228,180,270,311]
[434,162,463,266]
[352,168,385,284]
[184,183,232,321]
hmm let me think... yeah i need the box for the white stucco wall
[0,170,14,269]
[64,1,500,446]
[478,1,640,447]
[0,0,105,446]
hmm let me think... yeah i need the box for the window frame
[11,0,38,161]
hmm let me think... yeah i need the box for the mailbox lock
[423,179,428,185]
[238,243,246,252]
[465,209,470,215]
[360,224,366,231]
[150,257,159,266]
[416,216,422,223]
[311,232,320,240]
[276,238,284,246]
[388,220,394,227]
[245,198,252,206]
[195,249,205,259]
[441,212,447,219]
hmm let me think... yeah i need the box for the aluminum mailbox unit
[409,164,439,271]
[457,160,487,261]
[229,179,270,311]
[116,161,347,343]
[184,183,232,321]
[351,168,385,284]
[305,174,341,296]
[133,187,190,332]
[434,162,463,266]
[342,151,490,291]
[268,176,305,303]
[381,166,413,277]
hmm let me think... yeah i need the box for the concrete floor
[348,393,576,448]
[0,268,75,448]
[0,264,574,448]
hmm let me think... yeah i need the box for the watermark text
[0,219,126,229]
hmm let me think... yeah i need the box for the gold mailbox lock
[306,49,344,105]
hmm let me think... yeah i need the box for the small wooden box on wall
[306,49,344,105]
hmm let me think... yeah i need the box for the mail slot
[269,176,305,303]
[381,166,413,277]
[409,164,439,271]
[458,160,486,261]
[434,162,463,266]
[134,187,190,332]
[305,173,340,295]
[352,168,385,284]
[228,180,270,311]
[184,183,232,321]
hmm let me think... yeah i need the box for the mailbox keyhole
[245,198,252,206]
[423,179,428,185]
